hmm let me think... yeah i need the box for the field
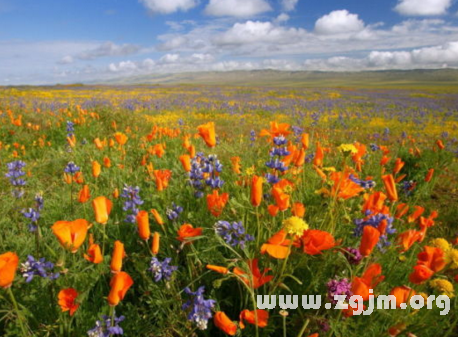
[0,84,458,337]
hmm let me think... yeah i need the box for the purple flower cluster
[214,220,254,249]
[354,211,395,247]
[326,278,352,304]
[6,160,27,198]
[166,203,183,220]
[182,286,216,330]
[370,143,380,151]
[66,120,75,138]
[188,153,224,197]
[250,129,256,146]
[149,257,178,282]
[87,314,125,336]
[22,193,44,232]
[402,180,417,196]
[20,255,59,283]
[265,135,289,184]
[121,185,143,223]
[342,247,363,265]
[64,161,80,174]
[349,174,376,189]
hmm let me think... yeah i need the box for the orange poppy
[239,309,269,329]
[114,132,128,145]
[351,263,384,301]
[206,264,229,274]
[436,139,445,150]
[103,156,111,168]
[425,168,434,182]
[251,175,263,207]
[153,169,172,191]
[407,206,424,223]
[110,240,126,273]
[92,160,101,178]
[177,224,203,242]
[52,219,89,253]
[359,226,380,256]
[214,312,237,336]
[260,229,292,259]
[136,210,151,240]
[397,230,422,253]
[78,184,91,203]
[150,209,164,225]
[233,259,273,289]
[0,252,19,288]
[94,138,104,150]
[113,188,119,199]
[197,122,216,147]
[390,286,416,308]
[179,154,191,172]
[301,133,309,150]
[392,158,404,175]
[259,121,291,139]
[152,232,160,255]
[329,171,364,200]
[84,243,103,264]
[272,187,290,211]
[291,202,305,217]
[363,192,388,215]
[409,265,434,284]
[230,156,242,174]
[206,190,229,217]
[92,196,113,225]
[107,271,134,306]
[58,288,79,316]
[417,246,445,273]
[267,204,279,217]
[313,142,324,167]
[395,203,409,219]
[381,174,398,202]
[301,229,336,255]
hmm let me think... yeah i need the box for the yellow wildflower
[283,216,309,236]
[429,279,455,298]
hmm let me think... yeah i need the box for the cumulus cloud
[394,0,452,16]
[315,10,365,35]
[204,0,272,17]
[281,0,299,12]
[139,0,198,14]
[58,56,74,65]
[77,42,141,60]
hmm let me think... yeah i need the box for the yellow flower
[429,279,455,298]
[337,144,358,155]
[322,167,336,172]
[448,249,458,269]
[283,216,309,236]
[429,238,451,252]
[245,166,256,176]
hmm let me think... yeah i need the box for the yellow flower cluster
[283,216,309,237]
[429,279,455,298]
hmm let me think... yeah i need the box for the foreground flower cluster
[0,86,457,336]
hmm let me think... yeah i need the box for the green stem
[297,318,310,337]
[8,287,28,336]
[283,314,287,337]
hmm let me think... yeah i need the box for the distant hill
[93,69,458,88]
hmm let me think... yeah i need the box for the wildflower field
[1,84,458,337]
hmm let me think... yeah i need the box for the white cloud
[77,42,141,60]
[139,0,198,14]
[281,0,299,11]
[394,0,452,16]
[204,0,272,17]
[108,60,138,72]
[58,55,74,65]
[275,13,290,24]
[315,10,365,35]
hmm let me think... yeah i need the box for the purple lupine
[166,203,183,220]
[354,211,395,248]
[342,247,363,265]
[149,257,178,282]
[214,220,254,249]
[87,314,125,336]
[64,162,80,174]
[120,185,143,223]
[349,174,376,189]
[182,286,216,330]
[5,160,26,198]
[265,135,290,184]
[20,255,59,282]
[66,121,75,138]
[326,278,353,304]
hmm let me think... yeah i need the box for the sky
[2,0,458,84]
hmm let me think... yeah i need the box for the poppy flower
[251,175,263,207]
[103,156,111,168]
[417,246,445,272]
[395,203,409,219]
[206,264,229,274]
[177,224,203,242]
[78,184,91,203]
[150,209,164,225]
[330,171,364,200]
[260,230,292,259]
[231,156,242,174]
[114,132,128,145]
[397,230,422,253]
[259,121,291,139]
[407,206,424,223]
[197,122,216,147]
[382,174,398,202]
[153,169,172,191]
[152,232,160,255]
[436,139,445,150]
[313,142,324,167]
[92,160,101,178]
[110,240,126,273]
[239,309,269,329]
[136,210,151,241]
[52,219,89,253]
[92,196,113,225]
[267,204,279,217]
[206,190,229,217]
[393,158,405,175]
[84,243,103,264]
[301,229,336,255]
[301,133,309,150]
[214,311,237,336]
[107,271,134,306]
[0,252,19,288]
[363,192,388,215]
[113,188,119,199]
[352,263,384,301]
[58,288,79,316]
[94,138,104,150]
[359,226,380,256]
[390,286,416,308]
[179,154,191,172]
[292,202,305,217]
[233,259,273,289]
[409,265,434,284]
[272,187,290,211]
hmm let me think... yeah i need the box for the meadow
[0,84,457,337]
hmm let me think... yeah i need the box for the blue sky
[2,0,458,84]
